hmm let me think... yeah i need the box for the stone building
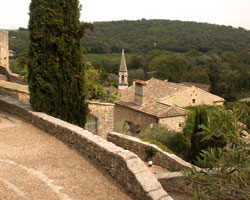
[115,78,225,132]
[86,101,115,138]
[0,31,9,69]
[118,49,128,90]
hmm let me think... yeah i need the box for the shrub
[165,132,190,160]
[144,147,157,160]
[140,138,173,154]
[138,123,175,146]
[113,120,132,135]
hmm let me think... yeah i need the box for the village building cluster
[0,31,225,137]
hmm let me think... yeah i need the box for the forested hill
[9,19,250,56]
[81,19,250,54]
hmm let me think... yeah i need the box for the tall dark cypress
[28,0,89,127]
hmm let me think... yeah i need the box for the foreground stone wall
[0,95,172,200]
[88,101,114,138]
[108,132,194,172]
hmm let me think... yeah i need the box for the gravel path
[0,111,132,200]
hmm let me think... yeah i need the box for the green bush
[113,121,132,135]
[144,147,157,160]
[140,138,173,154]
[138,123,175,146]
[165,132,190,160]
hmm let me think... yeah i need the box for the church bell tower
[118,49,128,90]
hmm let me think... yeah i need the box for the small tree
[182,108,250,200]
[28,0,89,127]
[184,106,226,163]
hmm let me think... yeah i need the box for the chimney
[134,80,146,106]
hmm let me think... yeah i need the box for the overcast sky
[0,0,249,30]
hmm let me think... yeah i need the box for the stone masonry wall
[0,80,29,103]
[108,132,194,172]
[88,101,114,138]
[0,64,27,85]
[0,81,113,139]
[0,95,173,200]
[114,104,157,132]
[0,31,9,69]
[159,116,186,132]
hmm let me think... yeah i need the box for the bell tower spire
[118,49,128,90]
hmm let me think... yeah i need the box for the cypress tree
[28,0,89,127]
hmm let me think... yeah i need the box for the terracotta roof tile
[117,78,188,117]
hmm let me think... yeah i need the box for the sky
[0,0,250,30]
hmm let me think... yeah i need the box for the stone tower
[118,49,128,90]
[0,31,9,69]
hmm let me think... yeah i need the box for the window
[192,99,196,104]
[85,114,98,135]
[122,75,125,83]
[179,123,182,128]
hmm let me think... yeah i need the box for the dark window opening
[192,99,196,104]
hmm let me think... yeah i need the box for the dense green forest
[8,20,250,56]
[8,19,250,101]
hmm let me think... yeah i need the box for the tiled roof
[118,101,187,118]
[117,78,188,117]
[119,78,187,103]
[181,82,210,91]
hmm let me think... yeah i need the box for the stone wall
[0,31,9,69]
[0,80,29,103]
[0,81,113,138]
[0,65,27,85]
[114,104,157,132]
[0,95,173,200]
[108,132,195,172]
[88,101,114,138]
[159,116,185,132]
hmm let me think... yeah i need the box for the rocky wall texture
[0,80,29,103]
[159,116,185,132]
[108,132,194,172]
[0,65,27,85]
[0,95,173,200]
[88,101,114,138]
[114,104,157,132]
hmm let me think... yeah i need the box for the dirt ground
[0,110,132,200]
